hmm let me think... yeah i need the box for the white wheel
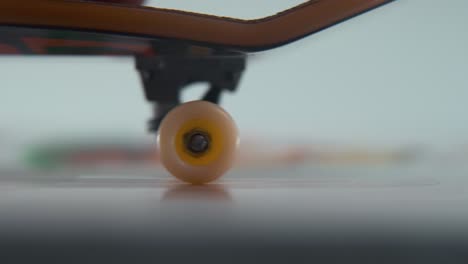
[158,101,239,184]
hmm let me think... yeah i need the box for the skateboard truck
[135,53,246,132]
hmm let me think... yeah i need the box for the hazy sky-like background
[0,0,467,149]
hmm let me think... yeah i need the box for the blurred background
[0,0,467,172]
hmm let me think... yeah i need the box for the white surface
[1,161,468,240]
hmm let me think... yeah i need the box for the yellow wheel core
[174,118,224,166]
[158,101,238,184]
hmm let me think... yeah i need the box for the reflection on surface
[162,184,231,202]
[159,184,233,228]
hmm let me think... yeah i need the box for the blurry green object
[25,146,66,169]
[24,140,158,170]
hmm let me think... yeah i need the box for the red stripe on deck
[0,43,20,54]
[22,37,155,55]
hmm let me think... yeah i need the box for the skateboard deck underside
[0,26,221,56]
[0,0,395,54]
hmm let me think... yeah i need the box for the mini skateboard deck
[0,0,395,184]
[0,0,394,55]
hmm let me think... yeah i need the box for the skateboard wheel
[158,101,238,184]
